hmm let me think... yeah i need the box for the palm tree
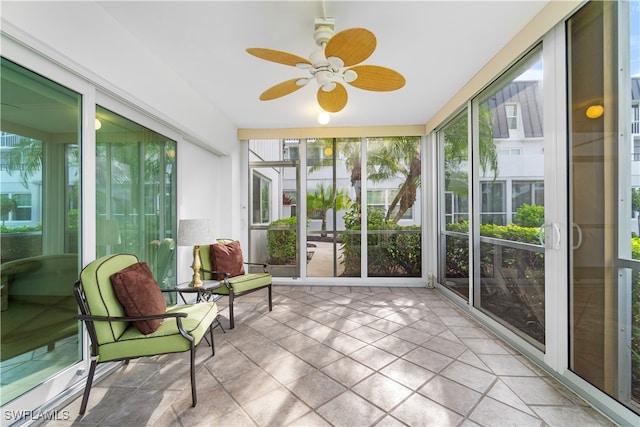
[307,183,352,237]
[3,137,43,189]
[308,110,497,225]
[367,136,421,223]
[444,104,498,182]
[1,195,17,226]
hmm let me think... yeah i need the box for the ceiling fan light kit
[247,17,405,115]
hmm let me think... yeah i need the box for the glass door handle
[572,222,583,250]
[539,223,561,249]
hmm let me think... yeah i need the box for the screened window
[505,103,519,130]
[512,180,544,213]
[1,192,32,221]
[438,109,470,298]
[252,172,271,224]
[13,193,31,221]
[499,148,521,156]
[368,189,413,220]
[481,181,506,225]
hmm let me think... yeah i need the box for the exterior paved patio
[48,286,615,426]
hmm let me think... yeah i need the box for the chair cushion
[80,254,138,344]
[210,240,245,280]
[97,301,218,362]
[210,273,272,295]
[110,262,166,334]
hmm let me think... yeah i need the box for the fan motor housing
[314,17,335,46]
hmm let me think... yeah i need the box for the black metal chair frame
[202,261,272,329]
[73,281,215,416]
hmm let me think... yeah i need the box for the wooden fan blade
[317,83,348,113]
[325,28,376,67]
[260,79,307,101]
[247,48,312,67]
[347,65,406,91]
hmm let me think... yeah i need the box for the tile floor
[50,286,615,426]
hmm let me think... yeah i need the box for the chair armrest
[75,311,187,323]
[76,311,195,342]
[201,268,230,280]
[161,287,213,296]
[243,261,268,267]
[243,261,269,273]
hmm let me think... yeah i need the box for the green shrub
[513,204,544,227]
[341,205,421,277]
[267,217,297,264]
[632,236,640,260]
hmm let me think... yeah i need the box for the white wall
[1,2,245,282]
[1,1,237,155]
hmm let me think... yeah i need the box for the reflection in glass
[476,46,545,347]
[439,110,470,298]
[0,58,81,404]
[95,107,177,293]
[569,0,640,411]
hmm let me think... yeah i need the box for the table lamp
[177,219,212,287]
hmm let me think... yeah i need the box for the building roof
[486,80,543,139]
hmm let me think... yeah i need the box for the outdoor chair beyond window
[73,254,217,415]
[199,239,272,329]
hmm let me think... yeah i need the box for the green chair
[199,240,272,329]
[73,254,217,415]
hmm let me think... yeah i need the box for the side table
[176,280,223,303]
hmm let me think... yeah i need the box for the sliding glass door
[474,47,546,348]
[0,57,81,407]
[95,106,177,293]
[438,47,546,348]
[568,0,640,412]
[437,1,640,418]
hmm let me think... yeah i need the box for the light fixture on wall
[177,219,212,287]
[585,104,604,119]
[318,111,330,125]
[95,118,102,130]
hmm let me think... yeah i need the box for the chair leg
[216,315,226,334]
[190,343,197,407]
[209,323,215,356]
[228,289,235,329]
[79,359,98,415]
[268,284,273,311]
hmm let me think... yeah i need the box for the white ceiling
[3,1,550,131]
[94,1,549,129]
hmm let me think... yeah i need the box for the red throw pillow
[110,262,166,334]
[210,240,245,280]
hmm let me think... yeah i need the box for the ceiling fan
[246,18,406,113]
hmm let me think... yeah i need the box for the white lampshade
[177,219,212,246]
